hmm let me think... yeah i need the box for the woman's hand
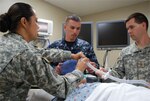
[86,62,97,74]
[76,57,89,72]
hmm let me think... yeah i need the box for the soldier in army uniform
[0,2,89,101]
[97,12,150,83]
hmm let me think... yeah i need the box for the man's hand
[71,52,86,60]
[95,67,107,78]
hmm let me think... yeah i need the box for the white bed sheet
[86,83,150,101]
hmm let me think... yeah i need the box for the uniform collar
[62,38,78,45]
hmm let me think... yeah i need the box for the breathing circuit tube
[86,62,150,88]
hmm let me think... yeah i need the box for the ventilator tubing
[86,62,150,88]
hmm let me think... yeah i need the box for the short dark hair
[0,2,34,32]
[65,14,81,24]
[125,12,149,31]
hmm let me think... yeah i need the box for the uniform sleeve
[41,48,72,63]
[110,51,125,79]
[9,50,84,98]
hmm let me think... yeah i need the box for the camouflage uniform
[0,33,84,101]
[111,42,150,82]
[48,38,99,68]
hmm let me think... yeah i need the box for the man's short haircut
[65,14,81,24]
[125,12,149,31]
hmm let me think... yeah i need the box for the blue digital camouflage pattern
[0,33,84,101]
[111,42,150,82]
[48,38,99,68]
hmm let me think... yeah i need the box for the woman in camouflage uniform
[0,2,89,101]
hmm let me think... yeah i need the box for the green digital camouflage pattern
[0,33,84,101]
[111,43,150,82]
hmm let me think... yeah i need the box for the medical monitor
[38,18,53,36]
[96,20,130,50]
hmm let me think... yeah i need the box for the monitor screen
[63,22,93,45]
[96,20,130,50]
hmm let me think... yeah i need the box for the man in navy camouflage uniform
[98,12,150,84]
[48,14,99,75]
[0,3,88,101]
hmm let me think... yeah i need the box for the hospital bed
[27,82,150,101]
